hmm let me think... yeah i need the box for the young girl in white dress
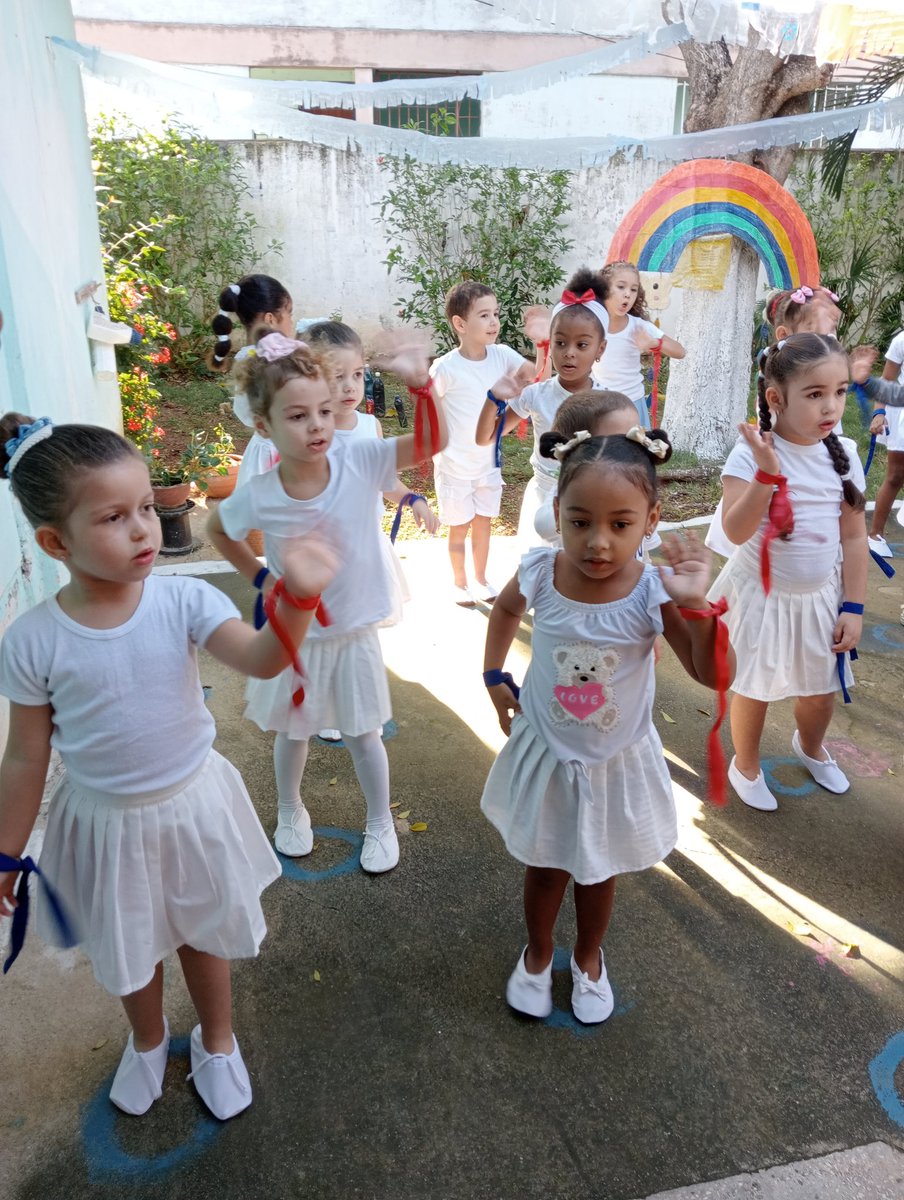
[710,333,868,812]
[0,413,334,1121]
[592,261,685,429]
[208,333,446,876]
[481,428,732,1024]
[474,269,607,547]
[210,273,296,488]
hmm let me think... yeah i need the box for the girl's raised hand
[522,305,551,345]
[657,530,712,609]
[489,368,529,402]
[371,329,434,389]
[737,421,781,476]
[849,345,877,385]
[281,534,340,600]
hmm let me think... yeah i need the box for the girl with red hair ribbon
[708,334,868,813]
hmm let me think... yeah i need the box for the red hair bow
[561,288,596,306]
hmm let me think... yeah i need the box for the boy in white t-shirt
[430,282,531,605]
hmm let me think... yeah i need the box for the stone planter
[152,481,191,509]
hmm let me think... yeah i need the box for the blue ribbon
[483,669,521,699]
[389,493,427,545]
[835,602,863,705]
[489,392,508,469]
[851,382,872,428]
[864,434,877,476]
[252,566,271,630]
[870,549,896,578]
[0,853,77,973]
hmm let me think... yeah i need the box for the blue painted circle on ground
[761,757,815,797]
[869,1031,904,1128]
[82,1036,222,1182]
[533,947,635,1039]
[278,826,363,882]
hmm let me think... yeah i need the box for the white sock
[343,730,392,833]
[273,733,309,823]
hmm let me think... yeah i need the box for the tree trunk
[665,241,759,459]
[661,33,833,458]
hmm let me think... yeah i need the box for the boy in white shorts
[430,281,531,605]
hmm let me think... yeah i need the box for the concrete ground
[2,527,904,1200]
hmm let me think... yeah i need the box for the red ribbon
[410,381,441,459]
[650,340,662,427]
[561,288,595,306]
[263,578,331,707]
[755,468,793,595]
[517,339,551,441]
[678,597,731,807]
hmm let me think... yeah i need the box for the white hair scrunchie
[228,283,241,296]
[626,425,669,460]
[552,429,592,461]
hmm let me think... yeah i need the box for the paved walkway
[2,531,904,1200]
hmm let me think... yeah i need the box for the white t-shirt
[885,330,904,367]
[510,375,600,483]
[591,315,661,401]
[334,412,386,521]
[430,343,526,480]
[218,438,398,638]
[720,432,865,586]
[518,548,670,768]
[0,576,239,794]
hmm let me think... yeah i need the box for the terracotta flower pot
[202,454,243,500]
[152,481,191,509]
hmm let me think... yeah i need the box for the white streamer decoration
[52,35,904,170]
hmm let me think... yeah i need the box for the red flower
[163,323,177,340]
[150,347,171,365]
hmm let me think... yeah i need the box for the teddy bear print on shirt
[549,642,620,732]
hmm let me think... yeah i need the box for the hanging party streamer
[53,37,904,170]
[54,26,691,111]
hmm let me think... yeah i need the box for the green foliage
[92,114,281,367]
[148,424,236,489]
[794,153,904,346]
[378,139,573,353]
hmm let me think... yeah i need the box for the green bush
[92,114,281,368]
[378,150,573,353]
[794,152,904,346]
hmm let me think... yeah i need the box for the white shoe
[274,804,314,856]
[188,1025,252,1120]
[476,580,498,602]
[505,948,553,1018]
[570,950,614,1024]
[868,534,893,558]
[728,756,778,811]
[317,728,342,743]
[109,1018,170,1115]
[360,823,399,873]
[791,729,850,794]
[453,585,476,607]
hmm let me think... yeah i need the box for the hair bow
[4,417,53,475]
[816,285,840,303]
[561,288,596,306]
[256,332,306,362]
[789,286,814,305]
[552,429,592,461]
[626,425,668,460]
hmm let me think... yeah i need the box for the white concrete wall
[482,75,679,139]
[0,0,116,651]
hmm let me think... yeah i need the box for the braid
[823,431,866,511]
[757,373,772,432]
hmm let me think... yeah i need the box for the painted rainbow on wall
[607,159,819,290]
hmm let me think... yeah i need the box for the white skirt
[244,624,391,740]
[480,716,677,884]
[518,473,558,549]
[878,405,904,453]
[707,557,849,702]
[379,532,409,627]
[36,750,281,997]
[236,433,279,489]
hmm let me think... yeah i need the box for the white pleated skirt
[480,716,677,884]
[379,532,409,627]
[35,750,281,997]
[707,558,849,702]
[244,624,391,740]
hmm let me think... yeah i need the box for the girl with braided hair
[711,333,868,812]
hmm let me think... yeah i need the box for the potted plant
[148,425,239,507]
[196,424,242,499]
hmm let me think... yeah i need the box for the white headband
[552,429,592,461]
[551,297,609,336]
